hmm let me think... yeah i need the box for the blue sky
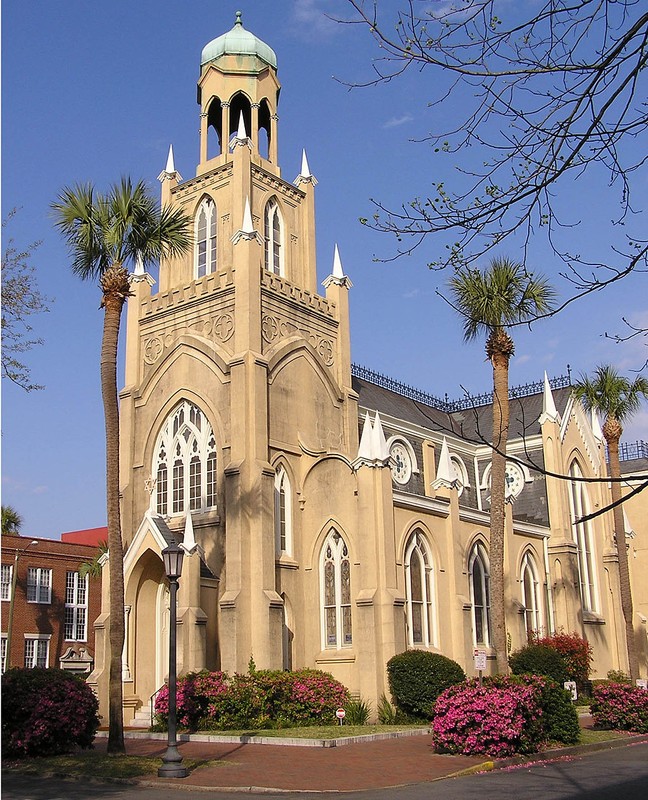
[2,1,646,538]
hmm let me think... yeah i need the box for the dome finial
[235,10,243,26]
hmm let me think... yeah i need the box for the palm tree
[573,366,648,681]
[79,540,109,580]
[449,257,556,673]
[52,178,191,753]
[1,505,22,536]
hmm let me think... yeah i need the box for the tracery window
[274,466,292,556]
[469,543,491,646]
[264,199,283,276]
[568,460,599,613]
[404,530,436,647]
[520,551,543,637]
[320,530,352,649]
[153,401,217,517]
[195,197,217,278]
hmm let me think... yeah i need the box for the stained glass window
[469,543,491,646]
[264,199,283,276]
[404,531,436,647]
[320,530,352,649]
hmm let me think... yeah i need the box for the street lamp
[5,539,39,670]
[158,541,188,779]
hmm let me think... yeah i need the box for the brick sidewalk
[93,734,486,792]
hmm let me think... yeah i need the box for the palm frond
[574,365,648,423]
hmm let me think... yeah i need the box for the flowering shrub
[591,683,648,733]
[432,675,579,757]
[154,668,348,730]
[2,668,99,758]
[533,632,593,683]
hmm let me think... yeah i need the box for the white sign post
[335,707,346,726]
[474,648,487,687]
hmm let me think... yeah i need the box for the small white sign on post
[336,707,346,726]
[564,680,578,701]
[636,679,647,690]
[473,648,487,672]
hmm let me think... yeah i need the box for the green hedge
[387,650,465,720]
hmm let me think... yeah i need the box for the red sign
[335,708,346,719]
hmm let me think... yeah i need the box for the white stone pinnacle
[237,111,247,141]
[165,144,175,174]
[332,244,345,279]
[242,197,255,233]
[358,412,373,460]
[371,412,390,462]
[301,149,311,178]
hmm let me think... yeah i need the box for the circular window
[390,442,412,485]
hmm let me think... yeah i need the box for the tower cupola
[197,12,281,173]
[201,11,277,69]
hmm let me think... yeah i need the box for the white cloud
[383,114,414,129]
[291,0,339,37]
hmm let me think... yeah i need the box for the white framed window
[320,530,352,649]
[64,571,88,642]
[195,197,217,278]
[153,401,218,517]
[568,460,599,613]
[1,564,12,601]
[404,530,436,647]
[469,543,491,646]
[26,567,51,604]
[24,635,50,668]
[521,550,543,637]
[274,466,292,556]
[1,635,7,673]
[264,198,283,276]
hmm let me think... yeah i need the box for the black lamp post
[158,541,188,779]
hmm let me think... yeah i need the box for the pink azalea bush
[154,668,349,730]
[2,668,99,758]
[590,683,648,733]
[432,675,579,757]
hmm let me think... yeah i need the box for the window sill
[316,650,356,664]
[275,554,299,569]
[583,612,606,625]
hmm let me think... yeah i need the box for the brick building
[1,535,101,674]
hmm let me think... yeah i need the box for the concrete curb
[95,727,432,748]
[492,732,648,769]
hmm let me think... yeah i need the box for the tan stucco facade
[89,19,647,724]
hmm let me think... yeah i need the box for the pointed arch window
[153,401,217,517]
[469,543,491,646]
[404,530,436,647]
[195,197,217,278]
[320,530,352,649]
[274,466,292,556]
[521,551,543,637]
[568,461,599,613]
[264,199,283,276]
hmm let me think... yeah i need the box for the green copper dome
[201,11,277,69]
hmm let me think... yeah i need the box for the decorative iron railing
[351,363,571,413]
[618,441,648,462]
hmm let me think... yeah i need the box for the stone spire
[157,144,182,182]
[431,437,456,490]
[231,111,251,150]
[231,197,263,245]
[294,149,318,186]
[539,371,560,425]
[322,244,353,289]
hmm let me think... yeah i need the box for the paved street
[3,742,648,800]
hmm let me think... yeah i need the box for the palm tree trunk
[490,348,511,674]
[607,434,639,681]
[101,287,126,754]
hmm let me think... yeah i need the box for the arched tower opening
[229,92,252,148]
[206,97,223,159]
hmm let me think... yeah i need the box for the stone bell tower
[115,10,357,704]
